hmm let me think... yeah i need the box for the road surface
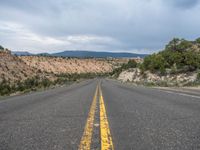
[0,79,200,150]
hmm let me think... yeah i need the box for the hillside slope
[0,49,125,95]
[20,56,114,74]
[0,50,122,83]
[0,50,39,83]
[117,38,200,86]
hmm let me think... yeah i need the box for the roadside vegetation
[0,47,113,96]
[110,59,137,77]
[0,72,108,96]
[115,38,200,87]
[2,37,200,96]
[0,77,51,96]
[54,72,109,84]
[140,38,200,75]
[0,45,4,50]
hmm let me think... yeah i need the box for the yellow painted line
[99,85,114,150]
[79,85,98,150]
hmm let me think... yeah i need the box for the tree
[0,45,4,50]
[165,38,181,51]
[197,72,200,81]
[161,50,184,69]
[183,51,200,71]
[126,60,137,68]
[196,38,200,44]
[143,54,166,74]
[165,38,193,52]
[142,38,200,74]
[110,60,138,77]
[121,60,137,69]
[0,79,12,95]
[177,40,193,51]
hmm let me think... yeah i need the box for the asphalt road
[0,79,200,150]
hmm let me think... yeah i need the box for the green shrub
[197,72,200,81]
[121,60,137,69]
[183,51,200,71]
[165,38,192,52]
[165,38,181,51]
[0,45,4,50]
[41,78,51,87]
[110,67,123,78]
[170,64,178,74]
[110,60,137,77]
[143,54,166,74]
[196,38,200,44]
[161,50,184,68]
[0,72,109,96]
[0,80,12,95]
[142,38,200,74]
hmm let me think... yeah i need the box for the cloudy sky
[0,0,200,54]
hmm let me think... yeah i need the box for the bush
[165,38,192,52]
[0,72,109,96]
[0,77,54,96]
[142,38,200,74]
[197,72,200,81]
[121,60,137,69]
[110,67,123,78]
[170,64,178,74]
[0,45,4,50]
[41,78,51,87]
[196,38,200,44]
[0,79,12,95]
[110,60,137,77]
[183,51,200,71]
[143,54,166,75]
[161,50,184,68]
[165,38,181,51]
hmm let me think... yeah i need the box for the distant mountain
[12,51,34,56]
[37,53,52,56]
[52,51,147,58]
[12,51,52,56]
[12,50,147,58]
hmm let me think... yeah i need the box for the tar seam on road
[79,85,98,150]
[99,85,114,150]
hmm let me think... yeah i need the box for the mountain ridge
[12,50,147,58]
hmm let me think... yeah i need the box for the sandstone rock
[118,68,199,86]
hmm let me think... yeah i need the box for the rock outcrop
[118,68,198,86]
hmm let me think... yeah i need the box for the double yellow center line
[99,85,114,150]
[79,85,98,150]
[79,83,114,150]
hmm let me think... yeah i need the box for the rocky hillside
[117,38,200,86]
[118,68,198,86]
[0,46,141,96]
[0,48,127,84]
[20,56,113,74]
[0,48,126,95]
[0,50,41,83]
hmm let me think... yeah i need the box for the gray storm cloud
[0,0,200,53]
[165,0,200,9]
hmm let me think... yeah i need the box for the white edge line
[159,90,200,99]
